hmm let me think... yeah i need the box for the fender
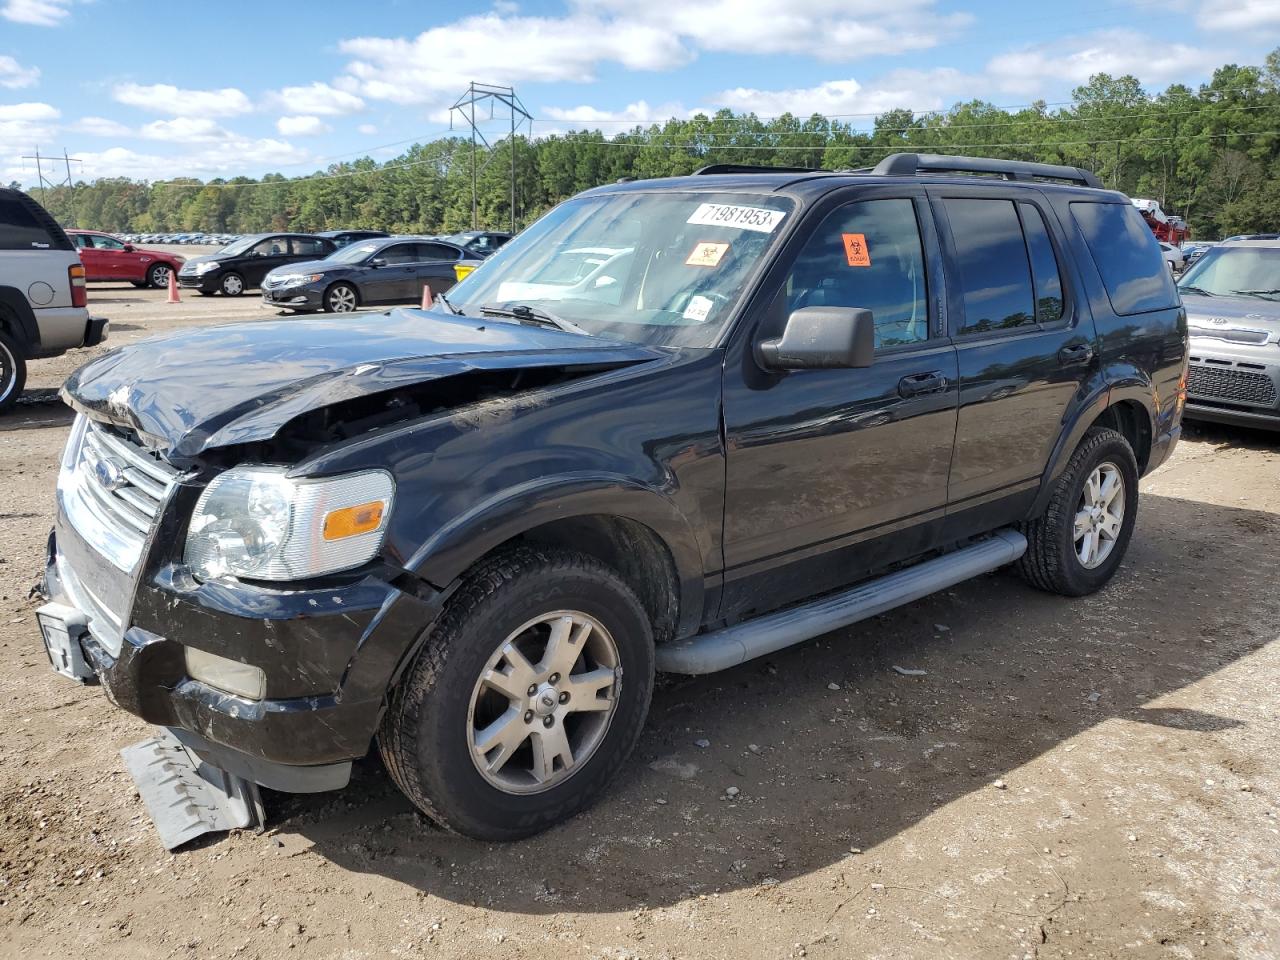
[0,287,39,348]
[1028,361,1155,518]
[404,472,708,639]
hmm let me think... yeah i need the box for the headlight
[184,466,394,581]
[194,260,220,274]
[274,272,323,285]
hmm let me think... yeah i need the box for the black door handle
[1058,343,1094,366]
[898,371,949,397]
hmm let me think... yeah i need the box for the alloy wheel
[328,285,357,312]
[0,338,14,405]
[467,610,621,795]
[1074,461,1124,569]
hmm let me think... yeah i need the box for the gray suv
[1178,238,1280,431]
[0,188,108,411]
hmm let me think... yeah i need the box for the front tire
[0,328,28,414]
[147,263,171,289]
[379,548,654,840]
[323,282,358,313]
[1016,427,1139,596]
[220,272,244,296]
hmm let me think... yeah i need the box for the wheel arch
[0,287,38,349]
[404,478,707,643]
[324,279,361,310]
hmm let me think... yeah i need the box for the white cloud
[70,115,132,137]
[1198,0,1280,31]
[0,103,60,173]
[357,122,378,135]
[267,82,364,116]
[336,12,689,108]
[0,55,39,89]
[67,139,310,183]
[1,0,71,26]
[276,115,332,136]
[112,82,254,117]
[710,70,967,118]
[139,117,232,143]
[984,30,1224,96]
[542,99,690,124]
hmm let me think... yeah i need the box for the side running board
[655,529,1027,675]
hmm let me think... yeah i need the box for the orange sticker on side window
[686,241,729,267]
[842,233,871,267]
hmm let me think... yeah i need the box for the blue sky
[2,0,1278,186]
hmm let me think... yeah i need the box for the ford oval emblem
[93,457,128,492]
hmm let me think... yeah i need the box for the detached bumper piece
[120,727,265,850]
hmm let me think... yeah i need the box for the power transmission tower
[449,83,533,233]
[20,147,83,224]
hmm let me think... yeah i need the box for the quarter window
[782,198,930,348]
[0,194,58,251]
[943,198,1036,335]
[1070,201,1178,316]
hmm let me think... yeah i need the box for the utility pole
[20,147,83,224]
[450,82,533,233]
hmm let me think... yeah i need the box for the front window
[1178,245,1280,300]
[445,191,796,348]
[219,235,261,256]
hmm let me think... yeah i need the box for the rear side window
[291,237,328,256]
[418,242,460,261]
[1070,201,1178,316]
[943,198,1036,335]
[1017,202,1065,324]
[0,192,70,251]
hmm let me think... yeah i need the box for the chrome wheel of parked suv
[324,283,358,313]
[147,263,170,289]
[1017,427,1139,596]
[0,328,27,414]
[379,547,654,840]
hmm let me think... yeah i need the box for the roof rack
[871,153,1103,189]
[693,163,822,176]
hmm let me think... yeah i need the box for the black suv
[40,155,1187,846]
[177,233,337,296]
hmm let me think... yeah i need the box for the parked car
[68,229,185,289]
[1159,241,1184,273]
[262,236,468,313]
[315,229,390,248]
[1180,241,1216,269]
[445,230,513,257]
[1222,233,1280,243]
[177,233,337,296]
[42,154,1186,848]
[0,189,107,412]
[1177,238,1280,431]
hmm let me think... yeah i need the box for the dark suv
[40,155,1187,847]
[177,233,337,296]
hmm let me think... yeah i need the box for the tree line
[15,50,1280,241]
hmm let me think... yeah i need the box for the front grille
[59,415,180,573]
[1186,363,1278,406]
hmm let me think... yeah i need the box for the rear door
[928,188,1098,530]
[720,188,960,620]
[414,241,463,296]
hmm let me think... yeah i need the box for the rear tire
[1017,427,1139,596]
[379,547,654,840]
[0,328,29,414]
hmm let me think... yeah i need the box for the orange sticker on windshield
[686,241,729,267]
[842,233,871,267]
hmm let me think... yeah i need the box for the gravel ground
[1,284,1278,959]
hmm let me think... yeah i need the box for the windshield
[217,235,261,256]
[1178,246,1280,299]
[325,241,381,264]
[444,191,796,348]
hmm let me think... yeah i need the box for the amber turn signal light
[322,501,385,541]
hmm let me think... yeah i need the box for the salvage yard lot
[1,287,1278,959]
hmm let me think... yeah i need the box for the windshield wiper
[435,291,464,315]
[1231,288,1280,300]
[1179,285,1215,297]
[480,302,589,336]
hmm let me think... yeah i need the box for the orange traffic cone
[167,269,180,304]
[421,283,433,309]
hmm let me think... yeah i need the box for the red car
[68,230,185,289]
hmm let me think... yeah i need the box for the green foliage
[29,49,1280,241]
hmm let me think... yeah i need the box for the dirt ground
[1,284,1278,959]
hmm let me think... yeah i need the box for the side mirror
[757,306,875,370]
[368,257,386,268]
[122,243,135,252]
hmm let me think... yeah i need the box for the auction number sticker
[687,203,786,234]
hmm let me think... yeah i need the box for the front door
[362,242,421,303]
[720,191,959,621]
[927,189,1098,523]
[241,236,293,287]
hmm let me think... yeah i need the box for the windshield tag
[683,295,715,322]
[687,203,785,234]
[686,241,729,267]
[842,233,871,267]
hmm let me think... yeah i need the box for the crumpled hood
[62,308,662,459]
[1182,292,1280,340]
